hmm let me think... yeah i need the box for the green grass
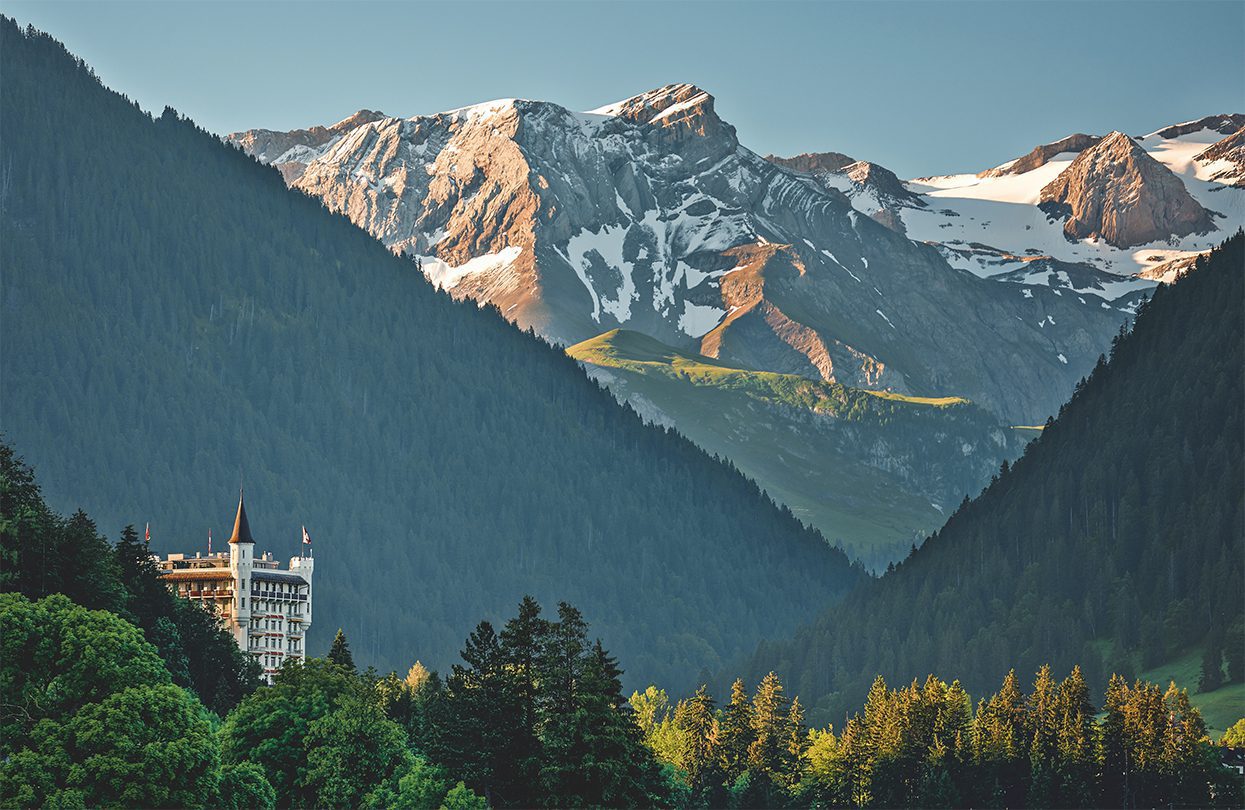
[567,329,1007,569]
[862,390,969,406]
[569,329,971,417]
[1139,648,1245,739]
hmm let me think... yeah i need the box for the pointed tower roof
[229,489,255,544]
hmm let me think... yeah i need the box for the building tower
[156,487,317,684]
[228,489,255,651]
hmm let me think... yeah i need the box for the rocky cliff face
[228,86,1138,423]
[1151,113,1245,140]
[1196,126,1245,186]
[1039,131,1217,248]
[226,90,1242,561]
[765,151,856,175]
[979,133,1102,178]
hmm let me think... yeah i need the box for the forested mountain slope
[568,329,1028,568]
[742,234,1245,724]
[0,19,864,689]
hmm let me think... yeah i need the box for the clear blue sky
[5,1,1243,176]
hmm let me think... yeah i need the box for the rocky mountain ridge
[227,89,1243,560]
[1038,131,1216,248]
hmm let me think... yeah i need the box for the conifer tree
[673,685,720,797]
[1026,664,1059,806]
[748,671,788,780]
[718,678,753,782]
[783,695,807,788]
[1054,666,1095,807]
[328,628,356,672]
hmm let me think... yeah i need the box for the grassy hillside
[1140,648,1244,738]
[740,234,1245,725]
[570,329,1025,568]
[0,19,866,690]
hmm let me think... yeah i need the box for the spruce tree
[328,628,356,672]
[674,685,720,798]
[718,678,753,782]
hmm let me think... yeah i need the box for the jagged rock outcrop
[979,133,1101,177]
[765,151,856,174]
[228,109,385,183]
[1151,113,1245,140]
[1196,126,1245,186]
[1039,131,1216,247]
[229,85,1135,423]
[843,160,926,207]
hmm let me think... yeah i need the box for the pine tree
[1026,665,1059,807]
[748,671,788,781]
[1198,637,1224,693]
[1054,666,1095,807]
[782,696,806,789]
[673,685,720,797]
[328,628,356,671]
[718,678,753,782]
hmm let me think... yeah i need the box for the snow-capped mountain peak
[227,95,1243,424]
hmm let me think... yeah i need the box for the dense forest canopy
[2,465,1236,809]
[0,17,865,689]
[741,234,1245,725]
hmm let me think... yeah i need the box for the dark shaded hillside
[0,19,864,688]
[742,234,1245,724]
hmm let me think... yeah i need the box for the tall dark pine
[328,628,356,672]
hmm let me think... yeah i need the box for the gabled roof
[229,490,255,544]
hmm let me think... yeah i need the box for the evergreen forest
[0,17,863,689]
[2,462,1239,808]
[742,234,1245,726]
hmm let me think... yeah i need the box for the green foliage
[411,598,671,807]
[303,694,413,808]
[218,762,277,810]
[328,628,356,672]
[0,446,260,715]
[0,593,221,808]
[744,235,1245,723]
[60,684,221,808]
[661,666,1230,809]
[218,658,357,805]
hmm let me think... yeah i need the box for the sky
[5,0,1243,177]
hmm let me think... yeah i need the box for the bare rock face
[226,109,385,183]
[979,133,1101,178]
[1039,131,1216,247]
[228,85,1133,423]
[1151,113,1245,140]
[842,160,926,208]
[766,151,856,174]
[1196,126,1245,186]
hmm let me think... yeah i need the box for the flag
[145,522,150,545]
[208,528,212,554]
[302,526,312,545]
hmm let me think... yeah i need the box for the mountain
[738,234,1244,725]
[228,85,1173,562]
[1038,131,1215,247]
[568,329,1030,568]
[228,85,1130,423]
[851,120,1244,288]
[0,18,866,690]
[1197,126,1245,187]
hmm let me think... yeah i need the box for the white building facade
[156,491,314,684]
